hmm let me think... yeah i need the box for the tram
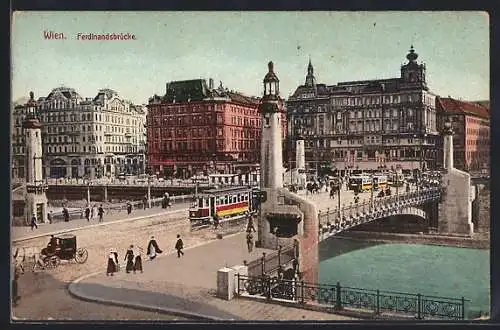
[372,174,388,191]
[188,186,260,227]
[388,173,405,187]
[348,175,373,192]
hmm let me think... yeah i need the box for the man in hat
[30,214,38,230]
[175,234,184,258]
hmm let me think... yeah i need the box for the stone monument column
[438,119,474,235]
[256,62,319,283]
[23,92,48,224]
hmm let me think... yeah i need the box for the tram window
[237,194,241,202]
[205,198,209,206]
[198,199,203,208]
[224,197,228,204]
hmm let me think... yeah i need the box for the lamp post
[147,176,152,208]
[86,181,91,205]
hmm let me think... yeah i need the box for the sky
[11,11,489,105]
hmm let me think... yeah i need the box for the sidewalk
[12,203,189,242]
[69,232,355,321]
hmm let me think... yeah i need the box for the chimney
[209,78,214,90]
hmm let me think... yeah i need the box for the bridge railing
[318,188,442,225]
[235,275,468,320]
[47,194,193,224]
[246,244,297,277]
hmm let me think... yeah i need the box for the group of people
[84,204,105,222]
[106,234,185,276]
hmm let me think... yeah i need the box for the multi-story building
[147,79,287,178]
[11,87,147,180]
[436,97,490,172]
[286,47,440,176]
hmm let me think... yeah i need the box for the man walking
[63,207,70,222]
[175,234,184,258]
[85,206,91,221]
[246,231,254,253]
[98,204,104,223]
[30,214,38,230]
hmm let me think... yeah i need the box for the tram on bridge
[189,186,260,227]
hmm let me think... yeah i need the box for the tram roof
[201,186,252,195]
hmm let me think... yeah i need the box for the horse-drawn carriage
[39,234,88,268]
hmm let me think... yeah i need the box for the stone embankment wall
[338,230,489,250]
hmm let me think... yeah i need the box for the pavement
[69,232,355,321]
[12,203,190,242]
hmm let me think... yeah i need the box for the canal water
[319,238,490,318]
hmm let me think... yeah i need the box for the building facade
[146,79,287,178]
[286,47,440,176]
[147,79,259,178]
[436,97,490,172]
[11,87,147,180]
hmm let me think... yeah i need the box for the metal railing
[47,194,192,223]
[246,244,297,277]
[317,188,442,239]
[236,275,469,320]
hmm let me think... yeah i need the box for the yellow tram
[189,186,259,227]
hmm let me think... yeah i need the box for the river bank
[336,230,489,250]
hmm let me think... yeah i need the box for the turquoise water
[319,240,490,318]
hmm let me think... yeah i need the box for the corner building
[286,47,439,176]
[436,97,490,172]
[11,87,147,180]
[147,79,259,178]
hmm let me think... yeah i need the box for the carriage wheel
[75,248,88,264]
[45,255,60,268]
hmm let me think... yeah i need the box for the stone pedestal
[25,191,48,224]
[217,267,235,300]
[438,169,474,236]
[232,265,248,294]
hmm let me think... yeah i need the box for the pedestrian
[85,206,90,221]
[106,248,119,276]
[126,202,132,215]
[124,245,134,274]
[98,204,104,222]
[165,193,171,208]
[12,265,20,306]
[30,213,38,230]
[143,196,148,210]
[213,214,220,230]
[175,234,184,258]
[63,207,69,222]
[246,215,256,233]
[47,211,53,224]
[246,231,254,253]
[134,246,143,273]
[147,236,163,261]
[90,205,95,219]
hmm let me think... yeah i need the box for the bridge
[316,187,441,241]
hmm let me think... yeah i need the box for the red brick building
[147,79,279,178]
[436,97,490,172]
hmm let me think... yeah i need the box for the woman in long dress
[147,236,162,261]
[106,249,118,276]
[134,247,143,273]
[124,245,134,273]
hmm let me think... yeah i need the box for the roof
[164,79,208,102]
[202,186,251,195]
[436,97,489,119]
[160,79,259,106]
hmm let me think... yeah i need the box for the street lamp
[86,181,91,205]
[147,176,152,208]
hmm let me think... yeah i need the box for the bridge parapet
[318,188,441,241]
